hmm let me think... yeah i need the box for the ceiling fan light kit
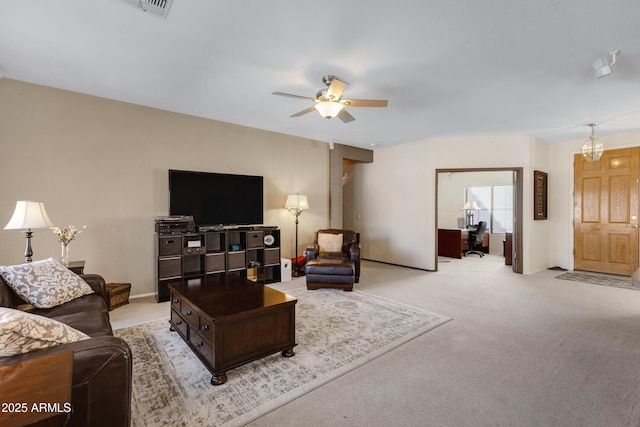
[273,75,388,123]
[315,102,344,119]
[582,123,604,162]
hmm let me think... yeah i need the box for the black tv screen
[169,170,263,226]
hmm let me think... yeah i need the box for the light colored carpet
[114,288,451,427]
[113,256,640,426]
[250,257,640,427]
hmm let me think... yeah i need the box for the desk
[438,228,489,259]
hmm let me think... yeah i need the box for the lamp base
[22,230,34,264]
[292,267,306,277]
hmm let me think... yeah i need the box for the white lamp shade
[462,201,480,210]
[4,201,55,230]
[315,102,343,118]
[285,194,309,210]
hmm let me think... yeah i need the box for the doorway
[435,168,523,273]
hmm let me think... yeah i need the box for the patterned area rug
[555,271,637,291]
[115,288,451,427]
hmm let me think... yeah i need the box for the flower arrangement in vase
[52,225,86,265]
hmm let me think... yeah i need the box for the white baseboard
[130,292,156,300]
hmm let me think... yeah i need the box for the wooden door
[574,147,639,275]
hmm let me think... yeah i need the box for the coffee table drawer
[189,332,213,365]
[170,309,188,338]
[170,293,181,311]
[181,300,198,328]
[198,317,213,341]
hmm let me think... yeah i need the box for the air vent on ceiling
[123,0,174,18]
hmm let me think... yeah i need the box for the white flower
[52,225,86,244]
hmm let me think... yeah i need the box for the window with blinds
[465,185,513,233]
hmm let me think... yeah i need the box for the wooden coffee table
[168,275,297,385]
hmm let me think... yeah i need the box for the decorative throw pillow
[0,307,90,356]
[0,258,94,309]
[318,233,343,253]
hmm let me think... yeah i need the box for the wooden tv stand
[156,226,281,302]
[168,275,297,385]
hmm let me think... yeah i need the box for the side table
[66,260,85,275]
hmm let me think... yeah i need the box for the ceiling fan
[272,75,388,123]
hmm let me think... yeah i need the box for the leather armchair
[306,229,361,283]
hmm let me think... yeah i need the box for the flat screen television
[169,169,263,226]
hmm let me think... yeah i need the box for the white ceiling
[2,0,640,149]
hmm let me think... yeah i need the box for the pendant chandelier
[582,123,604,162]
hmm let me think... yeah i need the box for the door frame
[435,167,524,273]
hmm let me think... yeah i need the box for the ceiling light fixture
[315,101,344,119]
[582,123,604,162]
[592,50,620,79]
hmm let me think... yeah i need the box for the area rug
[114,288,451,427]
[555,271,637,291]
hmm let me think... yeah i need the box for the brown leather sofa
[0,273,132,427]
[305,229,361,290]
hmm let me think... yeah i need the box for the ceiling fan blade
[272,92,315,101]
[342,99,388,107]
[337,109,355,123]
[326,77,348,101]
[290,106,317,117]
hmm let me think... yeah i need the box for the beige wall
[4,79,638,287]
[0,79,330,296]
[329,144,373,228]
[437,170,513,255]
[437,170,513,230]
[350,130,640,274]
[352,135,550,274]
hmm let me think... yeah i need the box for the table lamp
[4,201,55,263]
[285,194,309,276]
[462,201,479,228]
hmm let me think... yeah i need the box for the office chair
[464,221,487,257]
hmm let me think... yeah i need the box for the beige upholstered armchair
[306,229,361,284]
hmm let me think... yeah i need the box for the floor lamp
[285,194,309,277]
[4,201,55,263]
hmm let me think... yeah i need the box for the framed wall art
[533,170,548,220]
